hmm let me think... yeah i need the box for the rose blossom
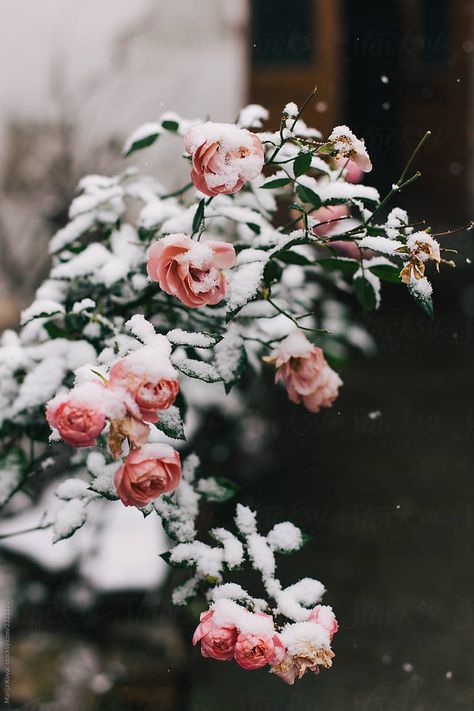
[110,357,179,423]
[192,610,238,661]
[147,233,236,308]
[309,605,339,641]
[328,125,372,172]
[234,627,285,671]
[271,646,335,685]
[184,122,264,196]
[312,204,349,238]
[114,443,181,508]
[46,385,106,448]
[335,157,364,184]
[107,414,150,459]
[264,330,342,413]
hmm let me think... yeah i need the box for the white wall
[0,0,249,176]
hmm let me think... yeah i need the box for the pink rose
[114,443,181,508]
[184,122,264,196]
[335,157,364,184]
[234,629,285,671]
[46,391,106,448]
[192,610,238,661]
[312,204,350,237]
[110,359,179,424]
[309,605,339,641]
[264,330,342,413]
[147,233,236,308]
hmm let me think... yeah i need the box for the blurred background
[1,0,474,709]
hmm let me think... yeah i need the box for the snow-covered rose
[46,385,106,448]
[400,231,442,284]
[335,157,364,184]
[192,610,238,661]
[309,605,339,641]
[147,233,236,308]
[264,330,342,413]
[110,358,179,424]
[328,125,372,172]
[184,122,264,196]
[114,443,181,508]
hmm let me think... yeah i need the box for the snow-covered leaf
[123,122,161,156]
[173,358,222,383]
[154,405,186,440]
[197,476,240,502]
[52,498,88,543]
[408,278,434,318]
[214,331,247,393]
[226,256,268,320]
[167,329,222,348]
[0,447,26,507]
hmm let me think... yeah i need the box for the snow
[53,498,89,543]
[247,533,276,579]
[267,522,303,552]
[51,243,111,279]
[283,102,299,117]
[210,528,245,569]
[226,260,267,316]
[214,330,245,384]
[55,479,90,501]
[212,599,276,636]
[167,329,219,348]
[235,504,257,535]
[409,276,433,299]
[20,299,65,325]
[237,104,269,129]
[280,621,330,654]
[122,121,162,155]
[49,213,96,254]
[359,235,404,255]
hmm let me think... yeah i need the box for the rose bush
[0,95,462,683]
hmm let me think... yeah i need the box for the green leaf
[317,257,359,274]
[44,321,67,339]
[261,178,292,189]
[318,142,334,155]
[154,405,186,440]
[247,223,261,235]
[192,199,205,233]
[293,152,312,177]
[173,358,222,383]
[197,476,241,502]
[125,131,160,157]
[0,447,27,507]
[368,264,401,283]
[354,276,377,314]
[161,119,179,132]
[296,184,322,208]
[263,260,282,286]
[276,250,313,266]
